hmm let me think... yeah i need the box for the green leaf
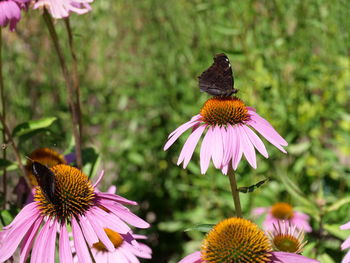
[12,117,57,137]
[325,197,350,212]
[238,178,270,193]
[0,210,13,227]
[317,253,336,263]
[184,224,214,233]
[324,224,350,241]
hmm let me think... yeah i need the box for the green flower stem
[43,10,83,169]
[0,27,7,208]
[64,18,83,144]
[228,167,243,218]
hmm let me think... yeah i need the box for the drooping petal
[236,124,256,169]
[30,220,52,263]
[46,219,58,263]
[271,251,319,263]
[0,209,41,262]
[251,207,268,217]
[93,170,104,188]
[248,120,287,153]
[78,215,99,246]
[248,114,288,146]
[177,125,206,168]
[242,125,268,158]
[292,212,312,232]
[200,125,213,174]
[179,251,203,263]
[168,115,201,138]
[96,192,137,205]
[164,118,200,150]
[106,202,150,228]
[59,222,74,263]
[4,202,38,230]
[72,217,93,263]
[222,125,232,168]
[342,250,350,263]
[231,126,243,170]
[85,212,115,252]
[19,217,43,263]
[211,125,223,168]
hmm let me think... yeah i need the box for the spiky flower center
[200,97,249,126]
[34,164,95,220]
[93,228,124,252]
[25,148,66,187]
[271,203,294,220]
[201,217,271,263]
[269,222,305,253]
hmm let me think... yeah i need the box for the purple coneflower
[253,202,312,232]
[164,97,287,174]
[0,0,29,31]
[178,217,319,263]
[33,0,93,19]
[0,164,150,262]
[340,221,350,263]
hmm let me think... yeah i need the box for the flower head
[253,202,312,232]
[0,0,29,31]
[164,97,287,174]
[33,0,93,19]
[340,221,350,263]
[179,217,318,263]
[268,221,307,254]
[0,164,150,262]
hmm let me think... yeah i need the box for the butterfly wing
[32,161,56,202]
[198,53,237,97]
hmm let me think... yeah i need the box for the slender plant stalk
[64,18,83,141]
[43,10,83,168]
[0,114,26,178]
[0,27,7,208]
[227,167,243,217]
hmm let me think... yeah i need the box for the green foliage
[1,0,350,262]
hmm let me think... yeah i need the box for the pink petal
[177,125,206,168]
[46,220,58,263]
[72,217,93,263]
[292,212,312,232]
[341,222,350,230]
[96,192,137,205]
[341,237,350,250]
[230,126,243,170]
[78,215,99,246]
[199,125,213,174]
[211,125,223,168]
[4,202,38,229]
[271,251,319,263]
[242,125,268,158]
[342,251,350,263]
[168,115,201,138]
[179,251,203,263]
[59,223,74,263]
[251,207,268,217]
[164,118,200,150]
[30,220,52,263]
[107,203,150,228]
[89,207,130,234]
[85,212,115,252]
[222,125,232,167]
[19,217,43,263]
[249,113,288,146]
[237,124,257,168]
[93,170,104,188]
[0,210,40,262]
[248,120,287,153]
[248,110,273,127]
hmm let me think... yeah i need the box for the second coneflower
[164,97,287,174]
[0,164,150,262]
[179,217,318,263]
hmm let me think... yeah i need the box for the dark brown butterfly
[32,161,56,202]
[198,53,238,97]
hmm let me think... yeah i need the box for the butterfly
[198,53,238,97]
[32,161,56,202]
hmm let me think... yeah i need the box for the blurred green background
[2,0,350,262]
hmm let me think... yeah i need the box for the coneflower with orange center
[178,217,319,263]
[164,96,287,174]
[0,165,150,263]
[253,202,312,232]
